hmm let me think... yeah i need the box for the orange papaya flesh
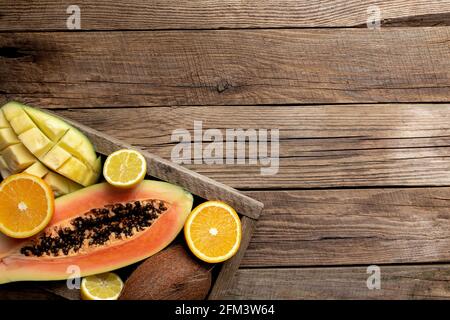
[0,180,193,284]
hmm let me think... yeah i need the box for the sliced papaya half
[0,180,193,284]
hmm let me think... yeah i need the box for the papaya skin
[0,181,193,284]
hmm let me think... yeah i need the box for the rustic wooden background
[2,0,450,299]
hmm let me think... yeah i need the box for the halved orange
[184,201,242,263]
[0,173,55,238]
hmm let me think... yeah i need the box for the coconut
[120,244,212,300]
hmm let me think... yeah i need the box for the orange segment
[0,173,54,238]
[184,201,241,263]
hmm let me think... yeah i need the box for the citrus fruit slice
[103,149,147,188]
[184,201,242,263]
[81,272,124,300]
[0,173,54,238]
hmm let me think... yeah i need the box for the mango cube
[24,161,49,178]
[58,157,94,186]
[44,171,82,197]
[0,128,20,151]
[19,128,54,158]
[2,144,36,172]
[58,129,97,169]
[9,114,36,135]
[40,145,71,171]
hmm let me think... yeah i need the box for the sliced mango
[0,111,8,128]
[40,145,71,171]
[2,101,24,121]
[86,156,102,185]
[93,156,102,173]
[58,128,97,169]
[0,128,20,151]
[24,107,97,170]
[0,155,11,178]
[24,106,70,142]
[58,157,93,186]
[19,128,54,158]
[1,101,100,188]
[3,102,37,135]
[9,113,36,135]
[24,161,49,178]
[43,172,82,197]
[0,156,7,170]
[2,144,36,173]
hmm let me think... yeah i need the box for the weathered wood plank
[52,104,450,189]
[1,0,450,30]
[225,265,450,299]
[1,28,450,107]
[242,188,450,267]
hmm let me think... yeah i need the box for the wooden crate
[0,109,264,300]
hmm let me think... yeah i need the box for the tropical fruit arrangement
[0,101,242,300]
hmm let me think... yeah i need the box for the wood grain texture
[1,0,450,30]
[51,104,450,189]
[224,265,450,299]
[1,28,450,107]
[242,188,450,267]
